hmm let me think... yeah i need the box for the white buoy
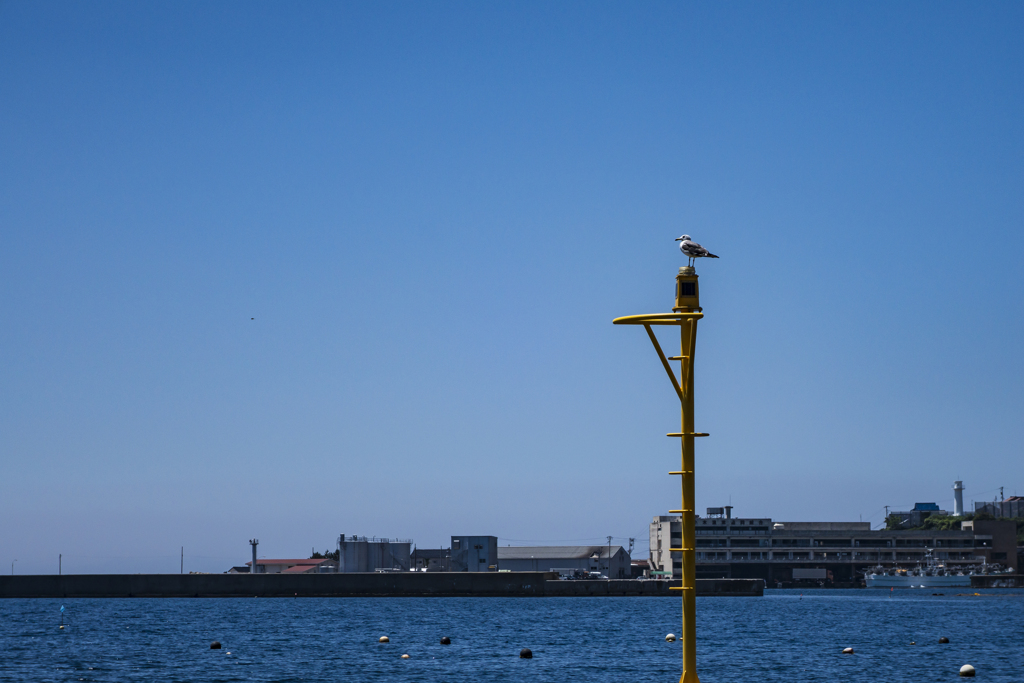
[379,636,390,643]
[665,633,677,642]
[401,654,410,659]
[960,665,976,677]
[842,648,854,654]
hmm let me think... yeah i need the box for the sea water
[1,589,1022,682]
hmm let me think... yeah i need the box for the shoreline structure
[0,573,762,598]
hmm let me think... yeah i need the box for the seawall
[0,573,763,598]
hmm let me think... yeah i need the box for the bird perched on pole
[675,235,719,267]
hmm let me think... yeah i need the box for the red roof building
[240,558,337,574]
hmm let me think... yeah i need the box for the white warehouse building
[497,545,631,578]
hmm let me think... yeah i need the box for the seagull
[675,235,719,267]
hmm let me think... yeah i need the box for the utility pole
[181,547,183,574]
[59,554,62,576]
[607,536,613,576]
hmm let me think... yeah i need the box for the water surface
[2,589,1021,682]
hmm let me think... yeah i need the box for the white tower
[952,481,964,517]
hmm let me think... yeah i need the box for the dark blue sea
[2,590,1022,682]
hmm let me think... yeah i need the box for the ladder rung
[666,432,710,437]
[667,356,689,361]
[668,509,684,514]
[669,548,689,552]
[668,471,687,475]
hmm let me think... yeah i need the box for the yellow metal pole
[679,317,699,683]
[613,267,705,683]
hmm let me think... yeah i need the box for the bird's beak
[674,238,682,241]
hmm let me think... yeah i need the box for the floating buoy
[960,664,976,677]
[210,641,222,649]
[440,636,451,645]
[401,654,410,659]
[910,642,916,645]
[665,634,677,642]
[939,637,950,644]
[520,648,533,659]
[59,625,64,630]
[379,636,390,643]
[842,648,854,654]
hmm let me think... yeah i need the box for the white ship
[864,550,1010,588]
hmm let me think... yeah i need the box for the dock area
[0,573,763,598]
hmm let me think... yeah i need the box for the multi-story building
[450,536,499,571]
[650,507,1016,584]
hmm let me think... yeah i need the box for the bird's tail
[707,252,719,258]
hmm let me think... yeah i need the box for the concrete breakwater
[0,573,763,598]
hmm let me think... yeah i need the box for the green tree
[884,514,907,530]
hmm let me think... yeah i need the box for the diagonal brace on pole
[644,324,684,403]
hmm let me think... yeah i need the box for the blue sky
[2,2,1022,574]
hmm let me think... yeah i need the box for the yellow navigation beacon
[614,235,719,683]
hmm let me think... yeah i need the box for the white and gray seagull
[675,235,719,267]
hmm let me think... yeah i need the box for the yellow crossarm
[612,312,704,325]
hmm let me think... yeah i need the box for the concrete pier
[0,573,763,598]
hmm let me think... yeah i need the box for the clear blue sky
[2,2,1022,574]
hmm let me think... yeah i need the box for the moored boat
[864,550,1010,588]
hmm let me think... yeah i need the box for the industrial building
[411,548,450,571]
[497,545,631,578]
[337,535,412,572]
[888,502,949,529]
[975,496,1024,519]
[450,536,499,571]
[650,506,1018,585]
[231,558,337,574]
